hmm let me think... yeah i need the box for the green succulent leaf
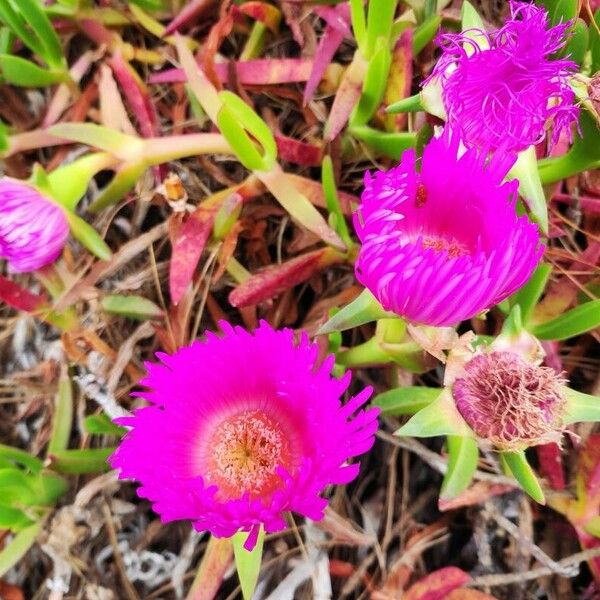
[0,504,34,531]
[364,0,398,58]
[0,445,42,473]
[84,414,127,437]
[322,155,352,249]
[0,521,43,578]
[500,450,545,504]
[541,0,578,26]
[563,18,588,67]
[373,386,442,416]
[440,435,479,500]
[0,468,37,506]
[48,448,114,474]
[36,473,68,506]
[64,211,112,261]
[413,14,441,55]
[101,294,163,321]
[350,126,417,160]
[88,162,147,212]
[47,370,73,456]
[530,299,600,340]
[509,263,552,326]
[590,8,600,73]
[0,55,66,86]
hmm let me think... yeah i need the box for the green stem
[142,133,233,165]
[337,336,393,367]
[186,536,233,600]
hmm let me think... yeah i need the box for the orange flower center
[205,410,291,500]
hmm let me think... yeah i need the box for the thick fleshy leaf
[101,294,163,320]
[169,206,217,305]
[536,442,565,491]
[233,526,264,599]
[324,52,368,142]
[500,450,545,504]
[509,263,552,326]
[373,386,442,416]
[510,145,548,233]
[64,211,112,262]
[317,288,395,335]
[229,247,344,308]
[0,522,43,578]
[0,275,46,313]
[47,448,113,474]
[88,161,147,212]
[350,125,417,159]
[396,391,473,438]
[256,167,345,249]
[0,55,66,86]
[321,155,352,248]
[186,536,233,599]
[413,14,441,55]
[530,299,600,340]
[163,0,214,35]
[84,414,127,436]
[440,436,479,500]
[384,29,413,131]
[236,1,281,33]
[47,368,73,455]
[563,388,600,425]
[364,0,398,59]
[403,567,470,600]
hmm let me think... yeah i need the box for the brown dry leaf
[438,481,516,512]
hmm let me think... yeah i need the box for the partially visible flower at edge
[426,0,579,153]
[0,178,69,273]
[354,129,543,327]
[109,321,379,549]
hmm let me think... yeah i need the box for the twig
[470,546,600,587]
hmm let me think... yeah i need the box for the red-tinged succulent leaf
[150,58,318,86]
[384,29,413,131]
[404,568,471,600]
[324,53,368,142]
[229,247,344,308]
[78,18,117,47]
[446,590,499,600]
[285,173,356,215]
[578,434,600,509]
[236,1,281,33]
[314,4,352,36]
[0,275,47,312]
[169,206,217,305]
[536,442,566,490]
[281,1,304,46]
[202,3,234,88]
[438,481,516,512]
[0,581,24,600]
[109,52,159,141]
[275,134,322,166]
[163,0,216,35]
[304,25,345,105]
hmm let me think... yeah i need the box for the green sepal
[317,289,396,335]
[233,526,265,600]
[64,211,112,261]
[396,391,473,438]
[530,299,600,340]
[0,55,66,86]
[509,263,552,326]
[373,386,442,416]
[101,294,163,321]
[510,145,548,234]
[563,387,600,425]
[500,450,545,504]
[440,435,479,500]
[385,93,423,114]
[461,1,488,53]
[0,521,43,578]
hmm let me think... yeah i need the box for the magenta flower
[354,131,543,326]
[429,0,578,152]
[109,321,379,549]
[0,178,69,273]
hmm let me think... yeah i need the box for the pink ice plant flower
[354,130,543,326]
[0,178,69,273]
[109,321,379,549]
[429,0,578,152]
